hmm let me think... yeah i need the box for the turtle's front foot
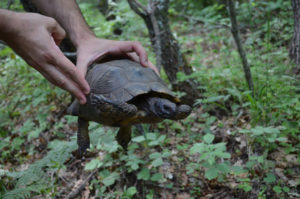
[78,139,90,157]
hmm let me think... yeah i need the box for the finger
[49,19,66,46]
[127,52,160,75]
[51,46,90,94]
[40,64,87,104]
[147,60,160,76]
[123,41,148,67]
[76,56,89,77]
[126,52,139,62]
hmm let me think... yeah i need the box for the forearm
[31,0,95,47]
[0,9,18,41]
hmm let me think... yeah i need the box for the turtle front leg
[77,117,90,156]
[116,125,132,150]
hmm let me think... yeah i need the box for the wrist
[71,29,96,48]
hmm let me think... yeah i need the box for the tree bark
[128,0,202,105]
[290,0,300,75]
[227,0,254,93]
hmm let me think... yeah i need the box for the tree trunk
[290,0,300,75]
[227,0,254,93]
[128,0,202,105]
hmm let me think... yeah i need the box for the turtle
[67,59,192,155]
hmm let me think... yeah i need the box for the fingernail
[79,98,86,104]
[84,88,90,95]
[144,59,148,66]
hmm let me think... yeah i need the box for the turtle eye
[161,103,176,115]
[163,104,172,113]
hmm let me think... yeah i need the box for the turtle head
[173,104,192,120]
[153,98,177,119]
[143,97,192,120]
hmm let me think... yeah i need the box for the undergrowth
[0,0,299,198]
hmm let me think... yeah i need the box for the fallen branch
[65,170,97,199]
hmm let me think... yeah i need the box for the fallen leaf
[175,193,191,199]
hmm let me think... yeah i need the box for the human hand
[1,12,90,104]
[75,37,159,76]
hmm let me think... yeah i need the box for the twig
[65,170,97,199]
[128,0,148,18]
[227,0,254,93]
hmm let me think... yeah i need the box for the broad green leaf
[190,143,205,154]
[232,166,246,174]
[85,159,103,171]
[203,133,215,144]
[151,158,163,167]
[132,136,145,143]
[205,167,218,180]
[273,186,282,194]
[137,168,150,180]
[146,133,157,140]
[126,186,137,196]
[150,173,163,181]
[264,173,276,183]
[264,127,280,134]
[216,163,230,173]
[149,152,162,159]
[102,172,119,187]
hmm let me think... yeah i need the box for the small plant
[239,125,286,149]
[189,133,231,180]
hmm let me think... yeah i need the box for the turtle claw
[78,141,90,157]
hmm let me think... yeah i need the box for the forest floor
[1,1,300,198]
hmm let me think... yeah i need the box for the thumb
[51,22,66,46]
[76,56,89,77]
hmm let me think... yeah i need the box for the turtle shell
[86,59,180,103]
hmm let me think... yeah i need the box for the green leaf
[132,136,145,143]
[232,166,246,174]
[151,158,163,167]
[126,186,137,196]
[149,152,162,159]
[276,137,287,142]
[238,183,252,192]
[203,95,225,103]
[273,185,282,194]
[146,133,157,140]
[264,127,280,134]
[203,134,215,144]
[148,140,160,146]
[85,159,103,171]
[282,186,290,193]
[263,173,276,183]
[217,152,231,159]
[150,173,163,181]
[216,163,230,173]
[205,167,218,180]
[251,126,264,136]
[102,172,119,187]
[137,168,150,180]
[157,135,166,143]
[190,143,205,154]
